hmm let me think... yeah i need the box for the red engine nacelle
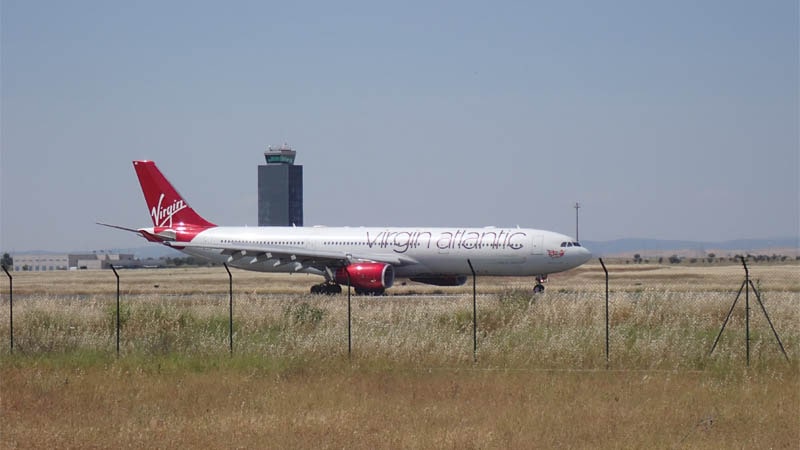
[334,262,395,291]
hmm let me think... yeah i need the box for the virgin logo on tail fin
[133,160,216,228]
[150,193,188,227]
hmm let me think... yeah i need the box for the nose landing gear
[533,274,548,294]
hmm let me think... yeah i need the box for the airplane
[99,160,592,295]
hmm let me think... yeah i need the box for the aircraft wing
[163,240,418,268]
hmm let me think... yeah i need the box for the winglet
[133,160,216,228]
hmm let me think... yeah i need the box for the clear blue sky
[2,1,798,252]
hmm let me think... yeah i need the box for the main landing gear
[533,274,548,294]
[309,283,386,296]
[310,283,342,295]
[354,287,385,296]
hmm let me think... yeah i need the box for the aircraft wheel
[325,284,342,295]
[533,284,545,294]
[354,287,385,296]
[311,284,327,295]
[312,284,342,295]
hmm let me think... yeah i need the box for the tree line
[627,253,798,264]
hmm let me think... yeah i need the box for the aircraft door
[530,235,544,255]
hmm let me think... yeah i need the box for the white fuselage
[163,226,591,278]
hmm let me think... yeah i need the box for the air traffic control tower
[258,145,303,226]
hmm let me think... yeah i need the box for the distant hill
[582,237,799,258]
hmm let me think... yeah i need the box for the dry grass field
[1,262,798,448]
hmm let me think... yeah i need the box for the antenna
[574,202,581,241]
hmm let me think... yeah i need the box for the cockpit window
[572,242,581,247]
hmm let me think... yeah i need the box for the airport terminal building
[12,253,139,271]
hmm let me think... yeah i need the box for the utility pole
[574,202,580,241]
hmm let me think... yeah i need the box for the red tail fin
[133,160,216,228]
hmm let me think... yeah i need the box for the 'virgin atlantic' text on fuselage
[364,229,527,254]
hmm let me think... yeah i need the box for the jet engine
[335,262,395,292]
[409,275,468,286]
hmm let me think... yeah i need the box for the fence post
[2,265,12,354]
[744,258,750,366]
[467,259,477,363]
[224,264,233,354]
[709,256,789,365]
[110,265,120,355]
[599,258,609,367]
[346,269,352,358]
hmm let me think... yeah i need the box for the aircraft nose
[578,246,592,264]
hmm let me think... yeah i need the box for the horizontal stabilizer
[96,222,140,234]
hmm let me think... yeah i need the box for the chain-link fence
[0,260,797,370]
